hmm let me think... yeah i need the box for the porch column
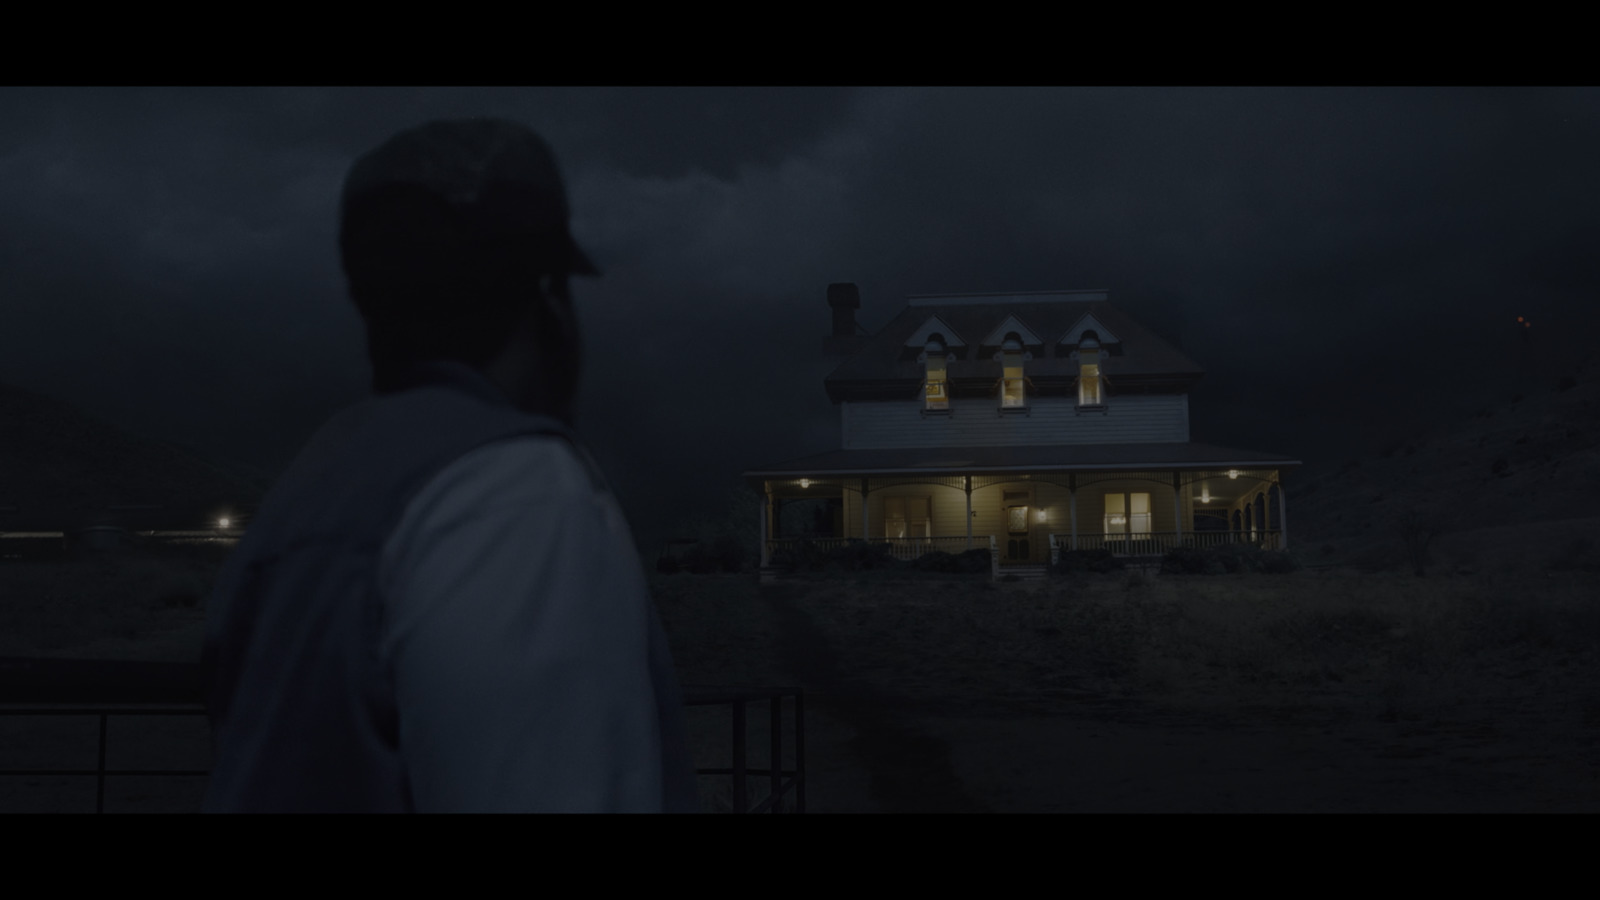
[964,476,973,550]
[1277,475,1289,550]
[758,487,771,568]
[1173,471,1183,546]
[860,477,869,540]
[1068,473,1078,551]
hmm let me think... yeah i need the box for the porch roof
[745,441,1301,478]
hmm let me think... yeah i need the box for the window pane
[1003,378,1025,407]
[1103,492,1124,535]
[1080,363,1101,405]
[1008,506,1028,533]
[925,354,949,409]
[1130,493,1150,514]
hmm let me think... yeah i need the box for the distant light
[1517,316,1524,322]
[1228,470,1239,480]
[799,478,810,489]
[218,517,231,530]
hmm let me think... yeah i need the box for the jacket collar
[381,360,515,410]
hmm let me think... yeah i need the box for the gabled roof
[826,292,1202,402]
[903,314,967,349]
[979,314,1044,348]
[1060,311,1120,346]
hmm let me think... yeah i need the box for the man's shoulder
[418,433,598,513]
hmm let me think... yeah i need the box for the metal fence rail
[0,670,804,814]
[682,685,805,814]
[0,705,208,813]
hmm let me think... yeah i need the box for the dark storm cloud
[3,87,1598,546]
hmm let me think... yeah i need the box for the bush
[1258,550,1299,573]
[710,534,748,573]
[825,540,902,572]
[1160,545,1210,575]
[680,542,719,575]
[1158,543,1296,575]
[1052,548,1124,575]
[910,549,992,575]
[1208,542,1264,574]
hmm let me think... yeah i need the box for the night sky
[4,87,1598,549]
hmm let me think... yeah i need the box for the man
[201,118,698,812]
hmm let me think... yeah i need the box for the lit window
[1001,336,1025,408]
[884,496,930,539]
[1103,492,1150,537]
[1078,333,1103,406]
[924,337,949,410]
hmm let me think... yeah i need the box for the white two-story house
[744,285,1300,576]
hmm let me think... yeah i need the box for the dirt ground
[659,570,1600,813]
[3,554,1598,812]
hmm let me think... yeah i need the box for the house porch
[751,464,1291,576]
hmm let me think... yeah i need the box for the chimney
[823,283,867,357]
[827,282,860,337]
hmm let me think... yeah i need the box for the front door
[1002,489,1032,562]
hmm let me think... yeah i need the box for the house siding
[841,394,1190,450]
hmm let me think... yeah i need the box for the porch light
[218,517,231,530]
[799,478,810,489]
[1228,470,1239,480]
[1200,487,1210,504]
[1035,509,1047,523]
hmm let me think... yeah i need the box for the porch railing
[1050,530,1283,564]
[765,535,986,562]
[764,536,1004,580]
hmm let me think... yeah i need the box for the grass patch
[652,568,1600,739]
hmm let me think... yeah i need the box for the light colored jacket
[202,361,696,812]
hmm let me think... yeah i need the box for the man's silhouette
[201,118,698,812]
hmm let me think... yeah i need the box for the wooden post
[1173,471,1183,548]
[860,477,869,540]
[758,488,770,568]
[1068,473,1078,551]
[1277,475,1289,550]
[964,476,973,550]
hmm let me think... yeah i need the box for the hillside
[1289,358,1600,571]
[0,381,267,530]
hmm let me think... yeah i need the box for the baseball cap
[341,118,599,276]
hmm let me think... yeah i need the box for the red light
[1517,316,1524,322]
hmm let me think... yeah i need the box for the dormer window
[923,336,950,411]
[1077,332,1104,407]
[1001,335,1026,408]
